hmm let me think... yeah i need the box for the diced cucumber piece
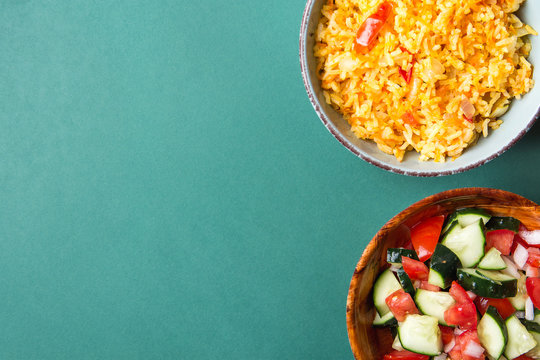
[387,248,419,265]
[509,294,527,311]
[478,248,507,270]
[455,208,492,227]
[428,244,462,289]
[373,269,402,316]
[373,311,397,327]
[442,220,486,268]
[396,268,415,297]
[457,268,517,298]
[477,269,517,283]
[478,306,508,359]
[504,315,538,359]
[523,321,540,358]
[398,314,442,356]
[486,217,521,233]
[534,309,540,325]
[522,320,540,333]
[443,208,491,234]
[414,289,456,326]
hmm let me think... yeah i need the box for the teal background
[0,1,538,359]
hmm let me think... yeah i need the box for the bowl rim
[299,0,540,177]
[345,187,539,359]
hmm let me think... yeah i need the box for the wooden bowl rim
[346,187,538,360]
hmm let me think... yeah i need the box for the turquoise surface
[0,1,539,359]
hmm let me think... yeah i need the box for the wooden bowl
[346,188,540,360]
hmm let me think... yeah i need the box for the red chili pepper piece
[399,61,415,83]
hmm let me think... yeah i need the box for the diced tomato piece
[402,256,429,281]
[410,215,445,262]
[439,325,455,345]
[474,297,515,319]
[527,265,540,278]
[457,330,484,360]
[444,302,477,329]
[448,344,462,360]
[354,2,392,53]
[419,280,440,291]
[526,277,540,309]
[486,229,515,255]
[514,355,535,360]
[401,111,418,126]
[449,281,473,304]
[385,289,419,322]
[527,247,540,267]
[383,350,430,360]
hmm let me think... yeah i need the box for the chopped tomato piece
[385,289,419,322]
[444,301,477,330]
[402,256,429,281]
[439,325,455,345]
[514,355,535,360]
[448,345,462,360]
[527,265,540,278]
[383,350,430,360]
[419,280,440,291]
[353,2,392,53]
[527,247,540,267]
[449,281,473,304]
[410,215,445,261]
[486,229,515,255]
[474,297,515,319]
[457,330,484,360]
[526,277,540,309]
[401,111,418,126]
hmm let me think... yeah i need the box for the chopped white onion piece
[514,244,529,269]
[466,291,477,301]
[389,265,401,273]
[520,229,540,246]
[515,311,525,319]
[392,335,404,351]
[526,297,535,321]
[460,98,476,119]
[414,280,421,289]
[501,256,521,278]
[454,328,465,335]
[444,339,456,353]
[434,353,448,360]
[463,340,485,358]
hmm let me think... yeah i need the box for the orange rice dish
[314,0,536,162]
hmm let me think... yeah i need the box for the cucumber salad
[374,208,540,360]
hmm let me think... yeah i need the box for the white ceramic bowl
[300,0,540,176]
